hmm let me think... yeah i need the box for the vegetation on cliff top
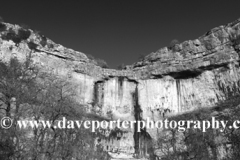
[1,27,31,45]
[0,17,107,68]
[85,53,109,68]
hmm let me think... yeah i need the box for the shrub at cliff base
[156,96,240,160]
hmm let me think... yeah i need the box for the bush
[172,44,181,52]
[27,41,38,50]
[85,54,109,68]
[169,39,180,50]
[39,35,47,47]
[86,53,95,60]
[2,29,21,44]
[33,30,40,34]
[18,28,31,40]
[0,23,6,32]
[95,58,109,68]
[155,95,240,160]
[47,43,54,48]
[2,28,31,44]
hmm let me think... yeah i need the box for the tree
[0,57,39,159]
[18,28,31,40]
[155,96,240,160]
[169,39,180,52]
[0,58,110,160]
[2,28,31,45]
[95,58,109,68]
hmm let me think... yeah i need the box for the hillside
[0,17,240,159]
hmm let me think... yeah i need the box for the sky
[1,0,240,68]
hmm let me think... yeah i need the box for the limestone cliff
[0,18,240,159]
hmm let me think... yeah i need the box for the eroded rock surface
[0,18,240,159]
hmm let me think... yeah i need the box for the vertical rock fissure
[93,81,105,108]
[93,82,99,106]
[176,79,181,112]
[133,83,141,158]
[118,77,124,101]
[132,82,154,159]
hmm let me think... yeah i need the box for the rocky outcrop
[0,18,240,159]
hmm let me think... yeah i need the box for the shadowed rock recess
[0,18,240,159]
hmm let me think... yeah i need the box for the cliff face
[0,18,240,159]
